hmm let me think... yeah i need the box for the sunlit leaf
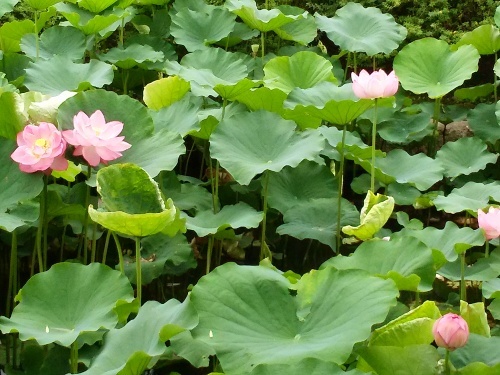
[455,24,500,55]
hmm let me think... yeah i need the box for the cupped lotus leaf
[454,83,495,101]
[190,263,398,373]
[433,181,500,214]
[225,0,305,32]
[0,0,19,17]
[274,6,317,45]
[143,76,190,110]
[436,137,498,179]
[396,221,485,264]
[23,0,60,10]
[263,51,337,94]
[77,0,119,13]
[210,110,325,185]
[80,299,197,375]
[394,38,480,98]
[21,26,86,61]
[124,35,177,70]
[170,6,236,51]
[285,82,373,125]
[0,262,135,347]
[358,345,440,375]
[0,20,35,53]
[468,103,500,143]
[460,301,490,338]
[165,48,248,97]
[450,334,500,369]
[315,2,406,56]
[213,78,261,101]
[455,24,500,55]
[377,111,433,144]
[57,89,154,144]
[233,87,287,113]
[438,249,500,282]
[98,44,164,69]
[184,202,263,237]
[24,56,113,96]
[88,164,185,237]
[277,198,359,250]
[342,191,394,241]
[0,200,39,232]
[267,160,338,214]
[324,236,435,291]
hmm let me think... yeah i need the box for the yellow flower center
[35,138,49,148]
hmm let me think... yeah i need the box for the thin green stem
[119,17,125,48]
[135,237,142,305]
[35,176,47,273]
[206,235,214,275]
[343,52,351,83]
[122,69,130,95]
[81,166,92,264]
[460,252,466,302]
[34,10,40,61]
[42,175,49,271]
[495,52,498,102]
[336,125,347,251]
[260,171,270,260]
[486,240,490,259]
[60,225,67,262]
[111,232,125,274]
[90,222,97,263]
[261,32,266,60]
[7,231,18,317]
[70,341,78,373]
[102,230,111,265]
[444,349,451,375]
[370,99,379,192]
[430,97,441,158]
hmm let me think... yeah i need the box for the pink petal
[81,146,102,166]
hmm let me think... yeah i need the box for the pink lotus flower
[62,110,131,167]
[351,69,399,99]
[433,313,469,351]
[478,207,500,240]
[11,122,68,173]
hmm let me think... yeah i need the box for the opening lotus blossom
[11,122,68,173]
[62,110,131,167]
[351,69,399,99]
[477,207,500,240]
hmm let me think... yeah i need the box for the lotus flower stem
[135,237,142,305]
[261,32,266,60]
[444,349,451,375]
[33,10,40,61]
[370,98,379,192]
[111,231,124,274]
[206,235,214,275]
[260,170,270,260]
[35,176,48,272]
[430,97,441,157]
[70,341,78,373]
[460,252,466,302]
[495,52,498,102]
[6,231,18,316]
[336,125,347,251]
[101,229,111,265]
[81,166,92,264]
[90,222,97,263]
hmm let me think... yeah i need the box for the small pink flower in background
[432,313,469,351]
[63,110,131,167]
[351,69,399,99]
[478,207,500,240]
[11,122,68,173]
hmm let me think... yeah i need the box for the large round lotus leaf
[78,0,118,13]
[24,56,114,96]
[225,0,305,32]
[217,21,259,47]
[80,299,197,375]
[377,111,433,144]
[394,38,480,98]
[263,51,337,94]
[98,44,164,69]
[88,164,185,237]
[450,334,500,369]
[436,137,498,179]
[284,82,373,125]
[455,24,500,55]
[274,6,317,45]
[184,202,263,237]
[0,262,135,347]
[277,198,359,250]
[433,181,500,214]
[0,20,35,53]
[170,6,236,51]
[190,263,398,373]
[143,76,191,110]
[315,2,407,55]
[468,103,500,143]
[21,26,86,61]
[149,94,202,137]
[210,110,325,185]
[324,236,435,291]
[165,48,248,97]
[234,87,287,113]
[438,249,500,282]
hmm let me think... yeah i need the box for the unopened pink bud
[432,313,469,351]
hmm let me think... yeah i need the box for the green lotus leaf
[315,2,406,55]
[460,301,490,338]
[267,160,338,214]
[210,110,325,185]
[467,103,500,143]
[455,24,500,55]
[496,5,500,28]
[396,221,485,263]
[377,111,433,144]
[320,125,369,159]
[190,263,398,373]
[0,90,25,140]
[24,56,113,96]
[450,334,500,369]
[274,6,317,45]
[160,171,212,212]
[358,345,439,375]
[284,82,373,125]
[80,299,197,375]
[57,89,154,145]
[21,26,86,61]
[342,191,394,241]
[149,94,202,137]
[394,38,480,98]
[324,236,435,291]
[170,6,236,51]
[0,262,135,347]
[98,44,164,69]
[438,248,500,282]
[56,3,130,35]
[433,181,500,214]
[0,20,35,53]
[78,0,119,13]
[233,86,287,113]
[0,52,30,86]
[165,48,248,97]
[185,202,263,238]
[225,0,305,32]
[0,0,19,18]
[263,51,337,94]
[135,0,171,5]
[436,137,498,179]
[213,78,260,101]
[143,76,190,110]
[218,23,259,48]
[23,0,61,10]
[495,58,500,77]
[88,164,185,237]
[277,198,359,250]
[250,359,348,375]
[454,83,495,101]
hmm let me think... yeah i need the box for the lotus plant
[433,313,469,374]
